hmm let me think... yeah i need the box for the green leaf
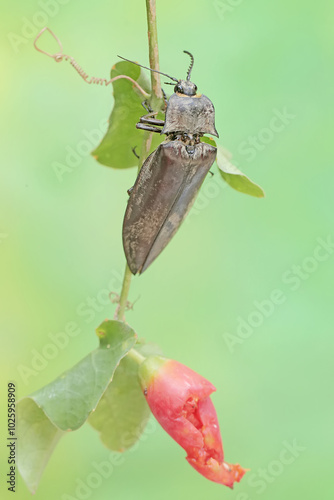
[92,61,164,169]
[216,144,265,198]
[88,342,162,452]
[17,320,137,492]
[201,136,217,147]
[31,320,137,431]
[17,398,65,494]
[203,137,264,197]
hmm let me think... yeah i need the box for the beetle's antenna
[184,51,194,81]
[118,55,179,83]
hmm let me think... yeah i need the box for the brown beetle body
[162,93,218,138]
[120,52,218,274]
[123,140,217,274]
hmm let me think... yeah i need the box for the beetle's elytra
[121,52,218,275]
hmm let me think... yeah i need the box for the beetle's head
[174,79,197,96]
[173,51,197,96]
[118,50,198,97]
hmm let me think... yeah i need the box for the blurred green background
[1,0,333,499]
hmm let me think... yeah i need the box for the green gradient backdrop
[1,1,333,499]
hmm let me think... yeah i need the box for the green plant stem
[116,0,161,322]
[127,348,146,364]
[116,262,133,320]
[145,0,162,106]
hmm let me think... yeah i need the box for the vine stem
[115,0,161,322]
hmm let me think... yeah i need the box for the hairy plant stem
[116,0,161,324]
[146,0,163,106]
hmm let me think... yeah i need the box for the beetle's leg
[136,113,165,133]
[127,148,140,194]
[132,146,140,159]
[209,171,214,177]
[139,115,165,126]
[139,111,164,123]
[161,88,168,111]
[136,123,163,133]
[141,100,153,113]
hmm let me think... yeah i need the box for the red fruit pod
[138,356,247,488]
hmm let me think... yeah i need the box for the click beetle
[120,52,219,275]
